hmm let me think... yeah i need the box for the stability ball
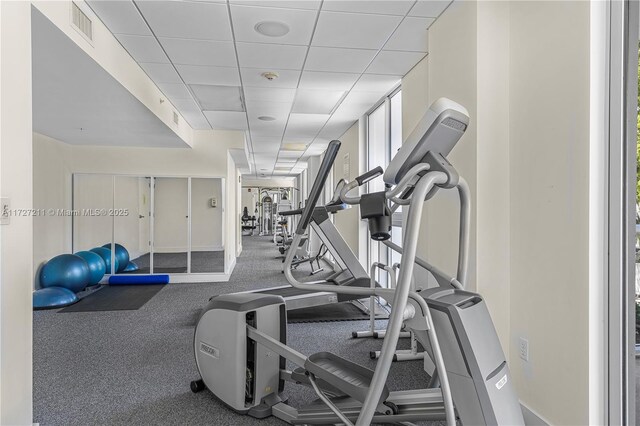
[122,261,139,272]
[101,243,129,273]
[75,250,106,285]
[33,287,78,310]
[90,247,119,274]
[39,254,90,293]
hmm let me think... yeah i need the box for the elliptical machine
[191,98,524,425]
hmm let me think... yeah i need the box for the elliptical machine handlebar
[339,166,384,205]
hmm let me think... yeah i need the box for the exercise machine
[241,207,256,236]
[237,167,376,311]
[191,98,524,425]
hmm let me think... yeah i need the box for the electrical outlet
[518,337,529,362]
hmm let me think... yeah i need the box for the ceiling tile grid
[86,0,454,176]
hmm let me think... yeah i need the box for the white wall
[399,1,593,424]
[333,123,362,258]
[508,2,590,423]
[241,187,259,216]
[0,2,33,423]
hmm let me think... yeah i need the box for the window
[366,88,401,284]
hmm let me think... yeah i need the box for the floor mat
[58,285,165,312]
[287,302,389,323]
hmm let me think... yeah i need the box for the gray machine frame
[193,98,524,426]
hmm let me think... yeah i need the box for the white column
[0,1,34,424]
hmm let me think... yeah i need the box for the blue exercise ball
[39,254,90,293]
[33,287,78,310]
[74,250,106,285]
[122,261,139,272]
[101,243,129,273]
[90,247,119,274]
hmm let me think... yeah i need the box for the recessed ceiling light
[254,21,290,37]
[258,116,276,122]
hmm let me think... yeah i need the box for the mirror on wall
[190,178,224,273]
[152,177,189,274]
[73,174,226,276]
[72,174,115,273]
[114,176,151,274]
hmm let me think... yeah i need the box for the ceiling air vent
[173,111,179,125]
[71,3,93,42]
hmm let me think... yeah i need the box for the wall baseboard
[226,256,237,275]
[520,402,550,426]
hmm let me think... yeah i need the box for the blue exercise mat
[108,274,169,285]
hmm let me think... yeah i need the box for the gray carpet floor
[130,251,224,273]
[34,235,436,426]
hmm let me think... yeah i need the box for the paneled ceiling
[87,0,452,177]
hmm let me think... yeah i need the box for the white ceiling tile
[384,17,432,52]
[251,137,281,152]
[250,128,286,139]
[157,82,192,99]
[136,1,232,41]
[351,74,401,94]
[230,0,321,10]
[245,100,292,117]
[285,113,329,138]
[410,0,452,18]
[318,115,357,139]
[321,1,414,16]
[190,85,244,111]
[204,111,248,129]
[160,38,237,67]
[305,47,377,73]
[312,11,402,49]
[241,68,301,88]
[176,65,240,86]
[171,98,200,113]
[250,119,287,135]
[298,71,359,90]
[244,87,296,103]
[116,34,168,63]
[366,50,426,75]
[182,112,212,130]
[230,5,316,46]
[236,42,307,70]
[279,150,305,158]
[292,89,344,114]
[87,1,151,36]
[139,62,182,84]
[334,91,383,117]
